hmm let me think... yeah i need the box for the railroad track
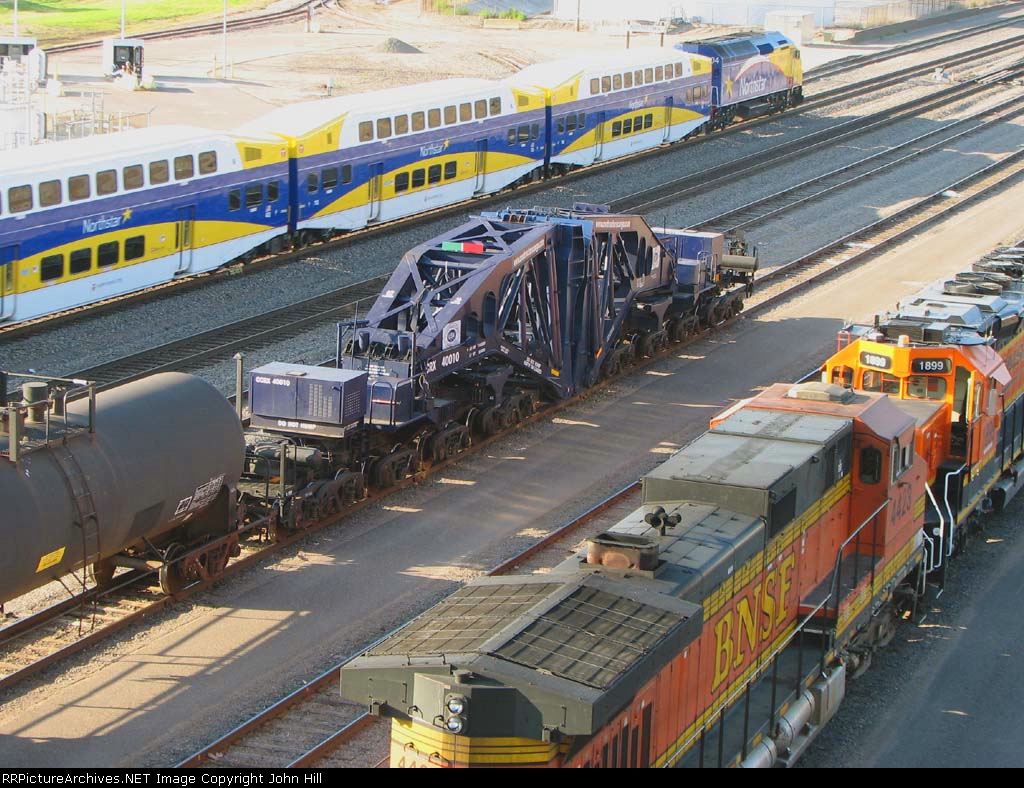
[803,12,1024,84]
[4,104,1022,711]
[176,480,643,769]
[5,29,1024,705]
[6,19,1023,342]
[42,1,326,54]
[42,59,1024,397]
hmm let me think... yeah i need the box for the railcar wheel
[374,461,396,489]
[89,559,116,590]
[159,544,187,596]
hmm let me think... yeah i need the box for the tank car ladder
[50,444,101,569]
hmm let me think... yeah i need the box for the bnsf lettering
[712,553,796,691]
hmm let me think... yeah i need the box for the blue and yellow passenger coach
[506,49,713,172]
[246,78,548,243]
[0,126,289,323]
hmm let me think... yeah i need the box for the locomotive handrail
[923,483,944,575]
[661,497,890,768]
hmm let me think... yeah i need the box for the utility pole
[222,0,228,78]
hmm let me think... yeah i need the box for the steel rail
[6,22,1022,341]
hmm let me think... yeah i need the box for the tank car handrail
[661,498,891,768]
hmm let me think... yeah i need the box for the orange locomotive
[341,382,928,767]
[824,250,1024,577]
[339,246,1024,768]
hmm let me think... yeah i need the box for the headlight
[446,715,465,733]
[447,696,466,715]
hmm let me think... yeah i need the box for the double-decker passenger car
[242,79,547,244]
[508,49,712,172]
[0,126,289,323]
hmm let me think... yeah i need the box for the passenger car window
[411,111,425,132]
[98,241,119,267]
[460,103,472,122]
[395,172,409,193]
[8,185,32,212]
[40,254,64,282]
[394,115,409,135]
[174,156,194,180]
[124,236,145,261]
[228,189,241,211]
[69,248,92,275]
[69,175,91,201]
[198,151,218,175]
[150,161,170,185]
[123,165,144,190]
[245,184,263,208]
[96,169,117,195]
[377,118,392,139]
[428,108,441,128]
[39,180,62,207]
[359,121,373,142]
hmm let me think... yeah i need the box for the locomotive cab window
[907,375,946,400]
[859,446,883,484]
[890,439,912,482]
[862,369,900,394]
[830,365,854,387]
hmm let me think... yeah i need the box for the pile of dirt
[377,37,423,54]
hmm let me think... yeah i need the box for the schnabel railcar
[0,125,289,323]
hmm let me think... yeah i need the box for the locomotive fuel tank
[0,372,245,605]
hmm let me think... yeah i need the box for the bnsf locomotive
[0,32,800,325]
[339,246,1024,768]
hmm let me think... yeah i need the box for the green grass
[0,1,277,45]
